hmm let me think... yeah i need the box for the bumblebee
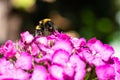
[35,18,56,36]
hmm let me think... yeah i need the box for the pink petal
[52,49,69,66]
[35,36,48,46]
[20,31,34,44]
[31,65,48,80]
[96,65,115,80]
[101,44,114,61]
[69,54,86,80]
[71,37,86,48]
[15,52,32,70]
[30,43,40,56]
[49,65,64,80]
[63,62,74,77]
[52,40,73,55]
[88,37,104,53]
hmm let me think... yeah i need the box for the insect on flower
[35,18,56,36]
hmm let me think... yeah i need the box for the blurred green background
[0,0,120,57]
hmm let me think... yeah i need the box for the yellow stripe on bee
[43,18,51,25]
[39,18,51,25]
[36,25,41,29]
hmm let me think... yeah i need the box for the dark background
[0,0,120,44]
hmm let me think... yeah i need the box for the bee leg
[35,29,43,36]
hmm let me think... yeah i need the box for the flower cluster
[0,31,120,80]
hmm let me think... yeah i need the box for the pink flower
[82,38,114,66]
[0,30,118,80]
[96,65,115,80]
[0,58,29,80]
[88,38,114,61]
[1,40,16,58]
[96,57,120,80]
[50,53,86,80]
[20,31,34,44]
